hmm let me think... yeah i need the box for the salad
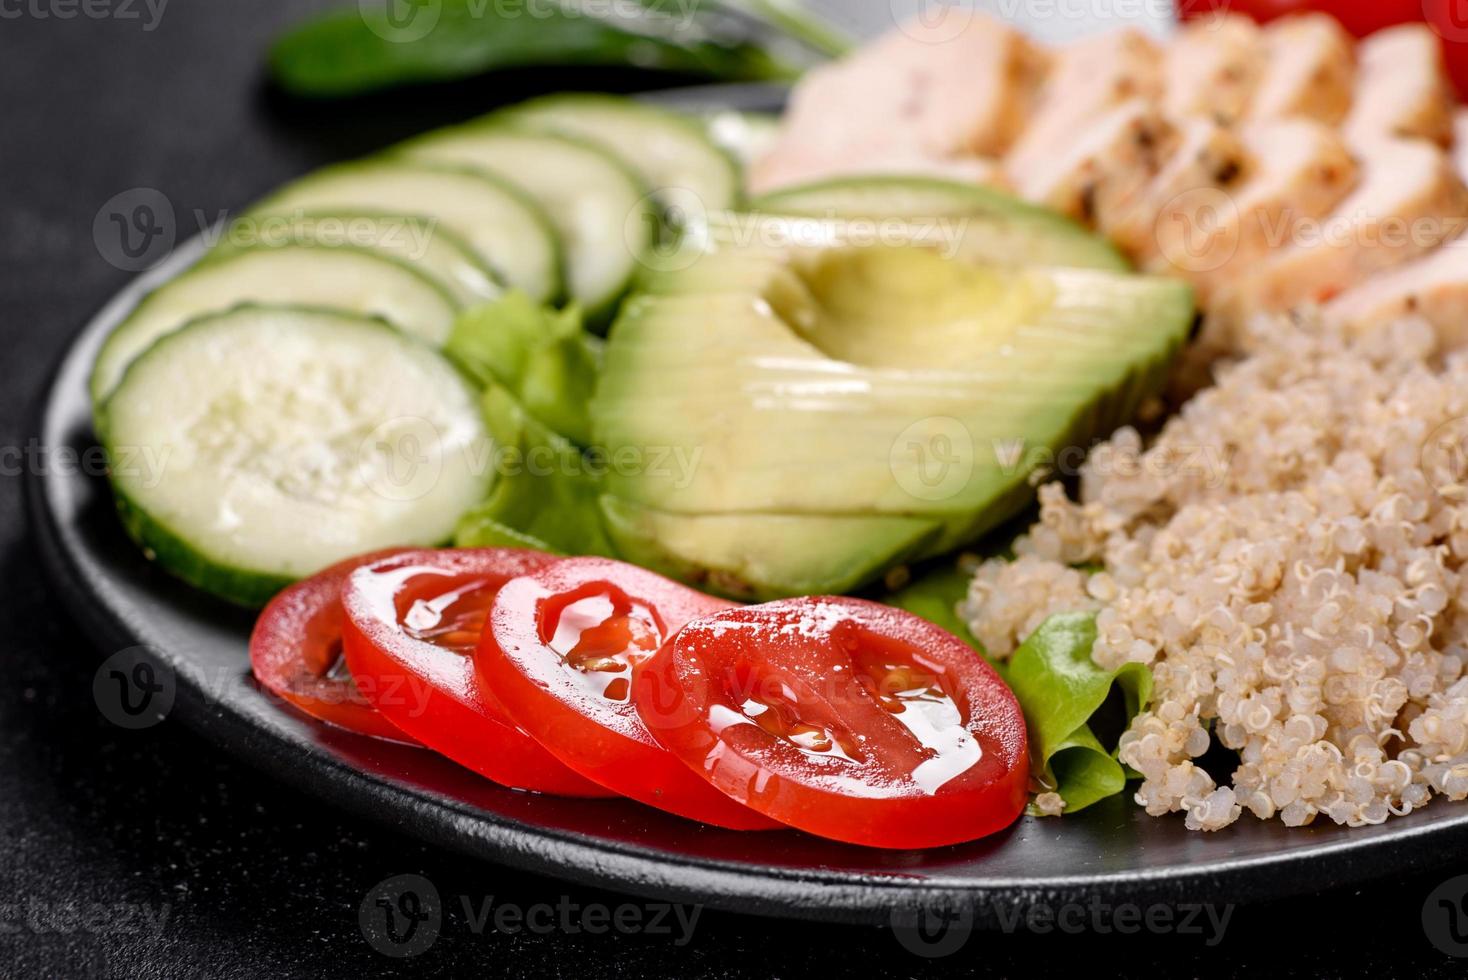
[86,5,1468,845]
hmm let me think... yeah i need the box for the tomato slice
[249,550,417,743]
[1176,1,1422,37]
[1177,2,1468,98]
[636,597,1029,849]
[482,558,779,829]
[340,549,612,796]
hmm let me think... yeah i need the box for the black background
[3,2,1468,976]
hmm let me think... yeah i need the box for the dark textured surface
[3,2,1468,976]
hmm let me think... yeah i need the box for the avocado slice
[599,495,941,601]
[750,176,1130,272]
[593,217,1192,594]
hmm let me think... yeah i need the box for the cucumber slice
[398,126,653,323]
[751,176,1129,271]
[249,160,561,302]
[502,94,741,220]
[102,306,493,606]
[211,209,501,306]
[90,244,458,407]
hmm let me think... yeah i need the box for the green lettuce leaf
[885,568,1151,815]
[882,561,989,662]
[1006,613,1152,814]
[453,384,617,558]
[444,292,601,446]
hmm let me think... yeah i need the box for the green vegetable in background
[271,0,829,98]
[445,292,601,446]
[1006,613,1152,815]
[454,384,619,557]
[718,0,852,58]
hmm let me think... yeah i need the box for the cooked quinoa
[961,313,1468,831]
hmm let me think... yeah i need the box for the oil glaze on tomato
[482,558,779,829]
[636,597,1029,849]
[340,549,611,796]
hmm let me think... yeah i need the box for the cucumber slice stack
[503,94,742,223]
[397,125,655,324]
[248,160,562,303]
[89,93,738,605]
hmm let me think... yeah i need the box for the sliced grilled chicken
[1247,14,1355,125]
[749,147,1006,196]
[1014,99,1175,225]
[1220,138,1468,317]
[1102,118,1251,265]
[1006,29,1163,185]
[1163,14,1264,124]
[858,8,1050,158]
[1323,238,1468,345]
[747,61,870,194]
[750,10,1046,195]
[1343,24,1454,148]
[1154,119,1357,300]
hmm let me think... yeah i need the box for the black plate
[28,84,1468,928]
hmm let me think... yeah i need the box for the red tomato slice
[636,597,1029,849]
[1177,2,1468,99]
[340,549,612,797]
[1176,1,1421,37]
[249,550,417,743]
[482,558,779,830]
